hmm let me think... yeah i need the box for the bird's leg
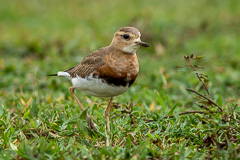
[105,97,113,133]
[69,86,96,132]
[105,97,113,147]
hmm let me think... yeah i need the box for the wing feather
[65,47,107,78]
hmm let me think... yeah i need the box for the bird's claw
[87,116,97,133]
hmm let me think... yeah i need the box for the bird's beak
[135,41,150,47]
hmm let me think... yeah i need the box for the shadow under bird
[48,26,149,143]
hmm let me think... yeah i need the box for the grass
[0,0,240,159]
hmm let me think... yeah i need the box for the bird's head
[110,27,150,54]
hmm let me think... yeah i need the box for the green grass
[0,0,240,159]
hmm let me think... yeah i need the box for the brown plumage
[64,45,139,87]
[48,27,149,143]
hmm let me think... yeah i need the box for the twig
[144,110,207,123]
[186,88,223,111]
[194,103,221,113]
[112,109,137,119]
[230,139,240,142]
[185,56,211,98]
[163,110,207,118]
[194,103,214,113]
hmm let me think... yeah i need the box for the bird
[48,26,149,136]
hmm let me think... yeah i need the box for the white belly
[71,75,129,97]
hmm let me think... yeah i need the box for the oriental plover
[48,26,149,137]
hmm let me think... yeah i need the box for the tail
[47,74,58,76]
[47,72,71,80]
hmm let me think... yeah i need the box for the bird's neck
[108,44,137,55]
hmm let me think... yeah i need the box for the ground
[0,0,240,159]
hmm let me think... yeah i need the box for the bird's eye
[122,34,130,39]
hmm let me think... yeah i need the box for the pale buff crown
[110,27,149,54]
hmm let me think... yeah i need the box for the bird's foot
[87,116,97,133]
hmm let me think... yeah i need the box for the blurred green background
[0,0,240,159]
[1,0,240,100]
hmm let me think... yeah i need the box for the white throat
[123,44,140,54]
[122,37,142,54]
